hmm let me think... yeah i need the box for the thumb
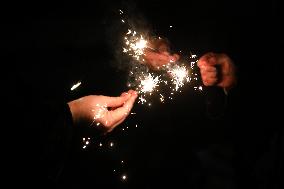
[198,52,218,67]
[109,92,138,121]
[103,93,131,108]
[104,92,138,129]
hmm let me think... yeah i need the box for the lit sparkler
[123,29,155,62]
[139,73,160,93]
[167,64,190,91]
[135,73,161,104]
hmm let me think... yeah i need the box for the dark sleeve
[17,100,74,185]
[204,86,228,120]
[40,103,74,183]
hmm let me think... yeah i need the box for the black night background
[2,0,281,188]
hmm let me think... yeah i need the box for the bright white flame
[168,65,190,91]
[140,73,160,93]
[123,30,149,61]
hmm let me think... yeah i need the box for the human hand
[68,90,138,133]
[143,38,180,70]
[197,52,237,90]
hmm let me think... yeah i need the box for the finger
[120,92,129,97]
[121,89,136,96]
[202,77,218,86]
[155,54,172,66]
[200,66,217,73]
[127,89,137,95]
[168,54,179,63]
[106,92,138,126]
[144,51,172,67]
[201,71,218,80]
[200,70,217,78]
[197,52,217,67]
[103,94,131,108]
[173,54,180,61]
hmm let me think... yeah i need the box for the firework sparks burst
[134,73,161,104]
[139,73,160,93]
[168,65,190,91]
[123,29,152,61]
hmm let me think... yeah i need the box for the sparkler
[167,64,191,91]
[135,73,161,104]
[122,29,154,62]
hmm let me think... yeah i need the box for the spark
[159,94,164,102]
[139,73,160,93]
[70,81,81,91]
[121,174,127,181]
[135,73,161,104]
[168,65,190,91]
[123,30,151,61]
[191,61,195,69]
[82,137,91,149]
[138,96,147,104]
[110,142,114,147]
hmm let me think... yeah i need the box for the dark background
[2,0,281,188]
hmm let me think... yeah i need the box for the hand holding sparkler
[143,38,180,70]
[197,52,237,91]
[68,90,138,133]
